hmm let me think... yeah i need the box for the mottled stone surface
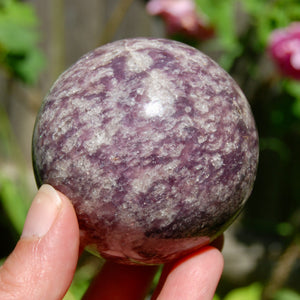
[32,38,259,264]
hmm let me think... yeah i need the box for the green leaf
[195,0,242,70]
[283,81,300,119]
[63,291,76,300]
[242,0,300,47]
[274,289,300,300]
[276,222,294,237]
[241,0,264,15]
[0,0,45,83]
[196,0,300,71]
[63,257,102,300]
[0,0,39,51]
[0,257,5,266]
[10,48,45,84]
[224,283,263,300]
[260,137,291,162]
[0,176,29,234]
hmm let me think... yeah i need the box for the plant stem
[261,236,300,300]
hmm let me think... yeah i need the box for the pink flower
[269,22,300,80]
[146,0,214,40]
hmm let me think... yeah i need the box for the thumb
[0,184,80,300]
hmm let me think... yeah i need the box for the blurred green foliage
[196,0,300,69]
[0,175,28,234]
[223,283,263,300]
[0,103,31,257]
[196,0,242,69]
[221,283,300,300]
[274,289,300,300]
[0,0,45,83]
[0,0,42,258]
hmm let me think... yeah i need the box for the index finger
[152,246,224,300]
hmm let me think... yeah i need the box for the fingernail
[21,184,62,239]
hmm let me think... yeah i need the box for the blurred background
[0,0,300,299]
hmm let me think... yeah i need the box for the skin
[0,185,224,300]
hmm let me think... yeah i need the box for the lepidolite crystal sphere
[32,38,259,265]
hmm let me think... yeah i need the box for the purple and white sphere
[32,38,259,265]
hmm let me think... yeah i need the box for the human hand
[0,184,223,300]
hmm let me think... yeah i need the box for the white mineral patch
[205,134,224,152]
[197,135,208,144]
[80,105,104,124]
[201,120,217,134]
[126,50,153,73]
[142,69,176,118]
[83,130,108,153]
[91,47,125,67]
[223,141,237,154]
[144,101,164,117]
[151,206,178,227]
[63,85,82,98]
[176,116,194,138]
[161,159,180,174]
[88,67,114,85]
[131,162,174,195]
[158,142,184,157]
[195,100,209,113]
[137,87,144,95]
[194,165,210,183]
[42,106,57,125]
[61,130,81,153]
[185,106,192,113]
[74,155,93,175]
[211,154,223,169]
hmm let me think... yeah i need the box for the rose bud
[269,22,300,80]
[146,0,214,40]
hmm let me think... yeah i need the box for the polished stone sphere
[32,38,259,265]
